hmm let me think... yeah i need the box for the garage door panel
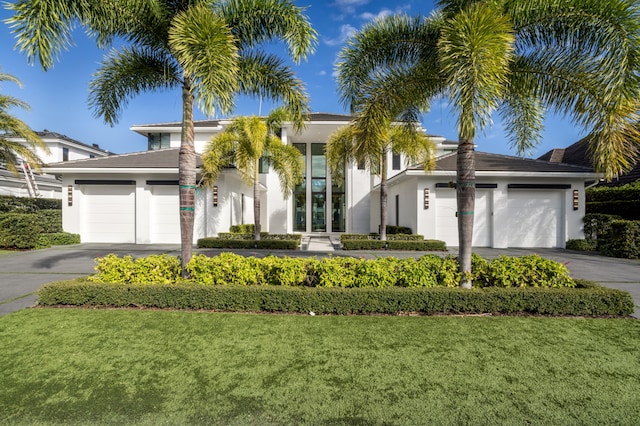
[150,186,180,243]
[435,189,491,247]
[83,186,135,243]
[507,191,563,248]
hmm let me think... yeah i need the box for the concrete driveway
[1,243,638,317]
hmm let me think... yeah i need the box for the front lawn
[1,309,638,425]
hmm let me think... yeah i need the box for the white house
[43,113,598,247]
[0,130,110,198]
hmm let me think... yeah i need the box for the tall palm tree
[6,0,316,275]
[0,70,47,174]
[326,116,434,241]
[336,0,640,287]
[201,108,303,240]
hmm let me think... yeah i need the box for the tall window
[148,133,171,150]
[293,144,306,232]
[332,177,345,232]
[62,147,69,162]
[392,153,401,170]
[311,143,326,232]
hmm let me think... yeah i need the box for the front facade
[45,113,598,247]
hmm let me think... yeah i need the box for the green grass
[1,309,639,425]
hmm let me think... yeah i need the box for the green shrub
[566,239,596,251]
[229,224,258,234]
[261,255,312,286]
[89,254,181,284]
[39,232,81,246]
[186,253,266,285]
[395,257,440,287]
[340,234,425,242]
[483,255,575,288]
[583,213,622,243]
[0,213,44,249]
[0,195,61,213]
[310,256,361,287]
[386,225,412,234]
[38,279,635,317]
[36,209,63,233]
[598,220,640,259]
[341,240,387,250]
[586,200,640,220]
[197,238,299,250]
[341,239,446,251]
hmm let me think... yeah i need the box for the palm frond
[267,137,303,198]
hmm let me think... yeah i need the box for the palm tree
[0,70,47,175]
[201,108,303,240]
[336,0,640,287]
[6,0,316,275]
[326,115,434,241]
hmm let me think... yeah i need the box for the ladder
[22,161,40,198]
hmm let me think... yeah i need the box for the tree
[326,116,434,240]
[336,0,640,287]
[6,0,316,275]
[0,70,47,174]
[200,108,304,240]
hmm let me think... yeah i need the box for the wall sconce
[213,186,218,207]
[573,189,579,210]
[423,188,429,209]
[67,185,73,207]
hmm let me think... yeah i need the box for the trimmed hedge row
[197,238,299,250]
[0,195,61,213]
[37,278,634,316]
[586,200,640,220]
[90,253,575,289]
[341,239,447,251]
[0,212,77,249]
[340,233,426,241]
[217,232,302,242]
[598,220,640,259]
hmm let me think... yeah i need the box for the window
[392,153,401,170]
[148,133,171,150]
[62,147,69,162]
[258,156,269,174]
[89,154,95,159]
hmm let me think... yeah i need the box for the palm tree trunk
[179,76,196,277]
[253,160,261,241]
[457,137,475,288]
[379,152,388,241]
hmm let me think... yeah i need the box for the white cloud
[317,70,327,76]
[323,24,357,46]
[359,9,393,21]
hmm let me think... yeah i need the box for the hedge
[340,233,425,242]
[0,195,61,213]
[341,239,447,251]
[586,200,640,220]
[36,209,63,233]
[583,213,622,243]
[217,232,302,242]
[0,213,43,249]
[565,239,596,251]
[197,238,299,250]
[598,220,640,259]
[37,278,634,317]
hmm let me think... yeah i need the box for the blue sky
[0,0,584,155]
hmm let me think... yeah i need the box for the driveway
[1,243,638,317]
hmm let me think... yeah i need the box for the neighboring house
[44,113,598,247]
[538,137,640,186]
[0,130,110,198]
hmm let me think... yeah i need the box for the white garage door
[435,189,492,247]
[507,190,564,247]
[150,186,180,244]
[83,186,136,243]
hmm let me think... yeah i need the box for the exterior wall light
[573,189,579,210]
[67,185,73,207]
[423,188,429,209]
[213,186,218,207]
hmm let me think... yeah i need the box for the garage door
[507,190,563,247]
[150,186,180,244]
[83,186,135,243]
[435,189,492,247]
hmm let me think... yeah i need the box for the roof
[538,137,640,186]
[37,130,111,155]
[423,151,595,173]
[44,148,203,169]
[132,112,355,129]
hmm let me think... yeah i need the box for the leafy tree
[336,0,640,287]
[6,0,316,275]
[201,108,303,240]
[326,116,434,241]
[0,70,47,174]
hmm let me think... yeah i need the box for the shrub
[0,195,61,213]
[38,279,635,317]
[386,225,412,234]
[583,213,622,243]
[483,255,575,288]
[566,239,596,251]
[598,220,640,259]
[261,255,312,286]
[39,232,81,246]
[0,213,44,249]
[341,239,446,251]
[310,256,362,287]
[89,254,181,284]
[36,209,63,233]
[229,224,258,234]
[197,238,299,250]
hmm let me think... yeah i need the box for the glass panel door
[312,193,326,232]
